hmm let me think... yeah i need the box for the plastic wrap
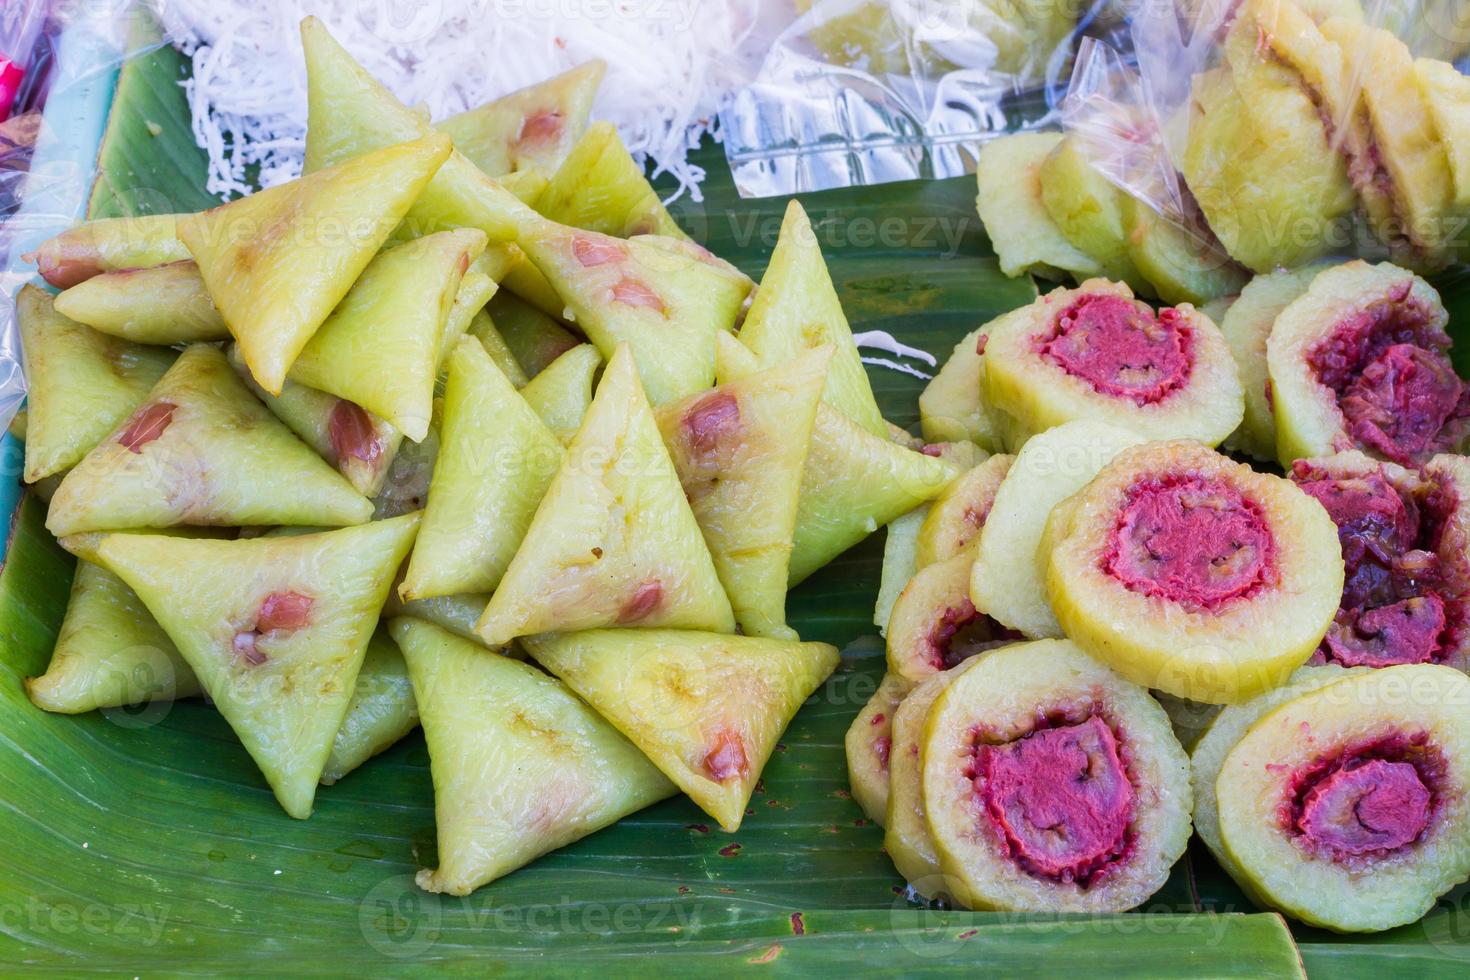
[1,0,50,120]
[720,0,1135,197]
[1061,0,1470,273]
[0,1,165,435]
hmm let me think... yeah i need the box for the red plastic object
[0,58,21,121]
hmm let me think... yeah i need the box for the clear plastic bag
[0,1,165,434]
[720,0,1135,197]
[1,0,49,120]
[1061,0,1470,273]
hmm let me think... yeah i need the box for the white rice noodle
[148,0,773,201]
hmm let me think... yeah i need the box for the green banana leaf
[0,32,1464,976]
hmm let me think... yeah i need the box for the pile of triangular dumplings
[16,18,969,895]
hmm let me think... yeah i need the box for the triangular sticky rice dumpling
[789,408,959,584]
[300,17,532,242]
[231,253,490,498]
[298,16,561,311]
[737,200,887,437]
[715,333,957,585]
[46,345,372,537]
[25,557,201,714]
[56,525,234,565]
[466,310,530,388]
[535,121,686,239]
[634,235,754,296]
[514,215,749,404]
[287,229,486,441]
[400,336,564,600]
[320,626,418,785]
[487,291,580,377]
[476,344,735,646]
[382,589,493,648]
[468,244,520,285]
[17,284,175,484]
[435,60,606,177]
[520,343,602,444]
[53,260,229,345]
[372,405,442,520]
[443,268,499,353]
[498,248,567,317]
[392,617,674,895]
[25,213,187,289]
[499,169,550,205]
[227,344,405,499]
[91,514,421,818]
[656,345,830,639]
[523,629,839,832]
[178,134,451,395]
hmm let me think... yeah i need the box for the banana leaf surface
[1,37,1466,977]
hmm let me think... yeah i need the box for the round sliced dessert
[1318,18,1458,271]
[914,454,1013,568]
[1181,14,1355,273]
[989,404,1038,455]
[971,419,1145,640]
[1122,196,1249,307]
[1190,663,1365,882]
[1217,265,1323,462]
[1417,57,1470,207]
[1215,664,1470,932]
[1266,261,1467,467]
[1233,0,1432,268]
[886,553,1024,684]
[974,133,1103,283]
[844,672,913,826]
[921,639,1192,913]
[874,506,928,639]
[982,278,1243,449]
[884,655,990,895]
[1038,134,1148,289]
[918,322,1008,452]
[1289,451,1470,673]
[1044,440,1343,704]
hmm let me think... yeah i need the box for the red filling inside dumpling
[1036,294,1195,405]
[1104,475,1275,611]
[976,716,1135,884]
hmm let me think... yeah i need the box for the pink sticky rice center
[682,390,741,456]
[118,402,176,453]
[328,400,381,465]
[702,728,749,783]
[1104,476,1275,610]
[1036,294,1194,404]
[976,716,1135,884]
[516,109,564,149]
[1298,760,1430,855]
[572,235,623,267]
[612,277,665,313]
[616,580,663,624]
[1283,734,1442,862]
[1292,462,1463,667]
[231,590,314,667]
[1306,294,1470,466]
[926,600,1023,672]
[35,245,104,289]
